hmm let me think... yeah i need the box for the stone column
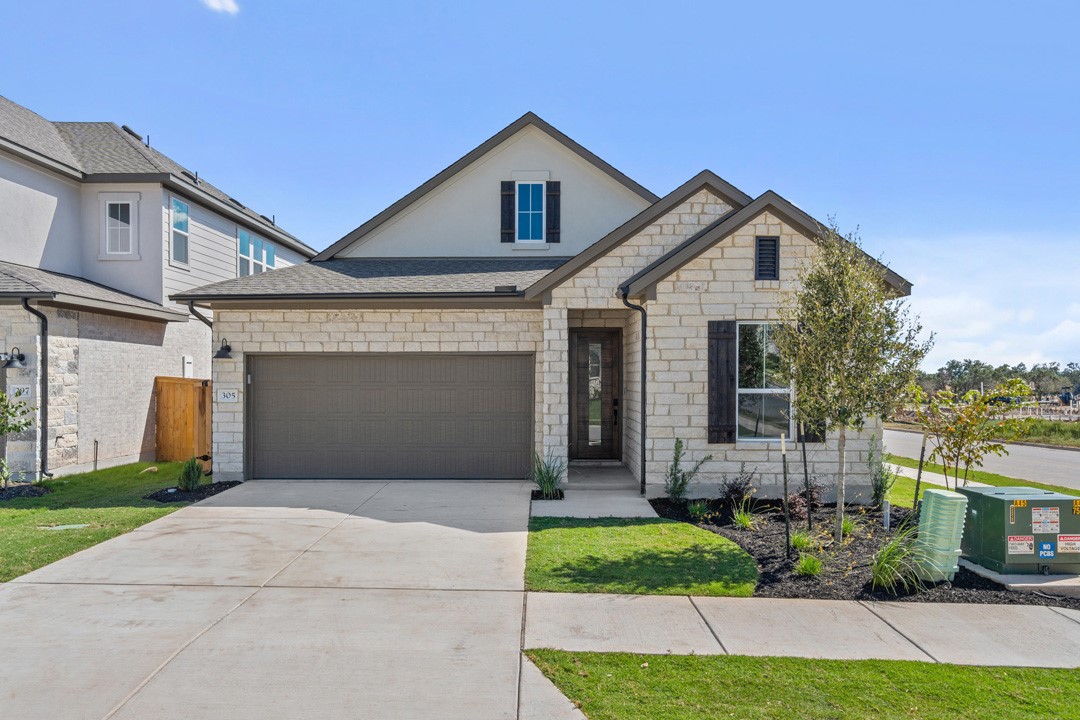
[540,305,569,478]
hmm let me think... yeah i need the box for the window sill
[754,280,781,290]
[97,254,141,261]
[512,243,550,252]
[168,259,191,271]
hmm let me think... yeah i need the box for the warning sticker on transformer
[1008,536,1035,554]
[1058,535,1080,553]
[1032,507,1060,534]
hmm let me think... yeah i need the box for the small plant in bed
[687,499,710,520]
[731,496,756,530]
[531,450,565,500]
[664,438,711,502]
[870,525,922,594]
[794,553,823,577]
[144,458,241,503]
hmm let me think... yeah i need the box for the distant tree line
[917,359,1080,397]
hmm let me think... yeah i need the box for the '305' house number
[217,388,239,403]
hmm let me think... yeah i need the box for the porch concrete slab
[531,489,658,518]
[865,601,1080,667]
[0,583,254,720]
[110,587,524,720]
[11,518,337,586]
[519,656,586,720]
[524,592,723,655]
[167,480,387,520]
[269,516,527,590]
[692,597,931,661]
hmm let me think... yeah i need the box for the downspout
[620,288,647,496]
[20,299,52,478]
[188,301,213,329]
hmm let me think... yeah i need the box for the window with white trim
[105,202,133,254]
[170,198,189,265]
[516,181,544,242]
[239,229,275,275]
[736,322,793,440]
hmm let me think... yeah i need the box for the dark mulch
[0,484,50,501]
[651,498,1080,610]
[532,489,565,501]
[144,481,242,504]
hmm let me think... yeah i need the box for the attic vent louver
[228,197,245,208]
[121,125,142,142]
[181,170,199,184]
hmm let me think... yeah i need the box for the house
[176,113,911,498]
[0,95,316,478]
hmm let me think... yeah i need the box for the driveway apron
[1,480,532,720]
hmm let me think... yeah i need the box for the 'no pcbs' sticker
[1008,536,1035,554]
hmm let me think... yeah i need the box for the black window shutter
[755,237,779,280]
[500,181,515,243]
[545,181,560,243]
[708,320,738,443]
[798,420,826,444]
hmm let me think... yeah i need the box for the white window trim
[514,180,545,243]
[169,196,190,269]
[735,321,794,443]
[97,192,141,261]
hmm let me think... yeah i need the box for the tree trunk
[835,425,847,542]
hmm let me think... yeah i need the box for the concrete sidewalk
[524,592,1080,667]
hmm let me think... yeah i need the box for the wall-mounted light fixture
[2,347,27,369]
[213,339,233,360]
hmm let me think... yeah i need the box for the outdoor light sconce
[213,339,233,360]
[2,347,27,369]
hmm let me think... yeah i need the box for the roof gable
[314,112,659,261]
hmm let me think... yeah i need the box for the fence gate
[155,376,212,473]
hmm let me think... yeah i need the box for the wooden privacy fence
[155,376,212,473]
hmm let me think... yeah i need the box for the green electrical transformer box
[958,486,1080,574]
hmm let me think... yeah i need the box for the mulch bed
[144,481,242,504]
[651,498,1080,610]
[0,484,50,501]
[532,489,565,500]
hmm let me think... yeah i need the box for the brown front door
[569,330,621,460]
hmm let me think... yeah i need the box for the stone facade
[0,305,210,477]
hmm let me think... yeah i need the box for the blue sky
[2,1,1078,369]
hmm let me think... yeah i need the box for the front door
[569,330,621,460]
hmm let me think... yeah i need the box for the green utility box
[958,486,1080,574]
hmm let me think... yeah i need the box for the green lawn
[528,650,1080,720]
[526,517,757,596]
[888,473,924,509]
[0,462,187,582]
[890,455,1080,497]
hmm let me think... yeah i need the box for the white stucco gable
[326,115,655,260]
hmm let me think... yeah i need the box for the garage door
[248,354,533,479]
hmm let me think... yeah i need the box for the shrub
[868,435,898,508]
[790,530,815,552]
[687,499,710,520]
[664,438,712,501]
[794,553,823,577]
[177,457,204,492]
[718,466,757,508]
[532,451,566,499]
[786,478,824,522]
[732,496,756,530]
[870,526,922,594]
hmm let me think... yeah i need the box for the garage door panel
[250,354,532,479]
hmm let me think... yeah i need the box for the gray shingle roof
[0,261,187,318]
[173,257,574,299]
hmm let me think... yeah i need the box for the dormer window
[516,182,545,242]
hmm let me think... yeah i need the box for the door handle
[613,398,619,426]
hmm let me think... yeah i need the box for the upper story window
[170,198,190,265]
[98,192,140,260]
[755,236,779,280]
[239,229,275,275]
[516,182,545,242]
[736,322,792,441]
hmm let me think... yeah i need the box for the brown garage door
[248,354,533,479]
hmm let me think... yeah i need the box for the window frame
[514,180,545,243]
[169,196,190,267]
[755,236,780,281]
[98,192,141,260]
[735,321,793,442]
[238,228,275,276]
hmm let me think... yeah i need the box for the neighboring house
[0,96,315,477]
[177,113,912,498]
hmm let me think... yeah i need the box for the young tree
[0,389,33,488]
[773,224,931,542]
[914,378,1033,490]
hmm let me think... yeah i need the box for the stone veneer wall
[0,305,209,477]
[210,308,546,481]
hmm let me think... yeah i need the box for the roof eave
[0,138,83,179]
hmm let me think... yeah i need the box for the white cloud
[200,0,239,14]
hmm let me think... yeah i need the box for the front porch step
[566,465,639,492]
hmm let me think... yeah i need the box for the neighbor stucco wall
[336,125,652,259]
[210,308,546,481]
[0,153,83,275]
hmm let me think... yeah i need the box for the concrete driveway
[1,481,534,720]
